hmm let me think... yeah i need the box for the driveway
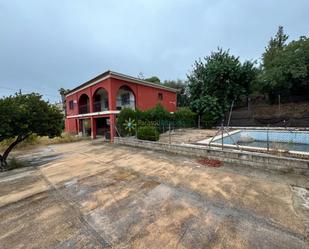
[0,141,308,248]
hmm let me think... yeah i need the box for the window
[121,93,130,105]
[69,100,74,110]
[158,93,163,101]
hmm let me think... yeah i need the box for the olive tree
[0,93,63,170]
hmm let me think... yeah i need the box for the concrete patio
[0,141,308,248]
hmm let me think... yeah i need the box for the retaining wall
[114,137,309,175]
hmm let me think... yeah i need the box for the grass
[0,133,83,152]
[6,157,27,170]
[0,133,84,171]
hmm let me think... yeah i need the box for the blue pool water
[214,130,309,152]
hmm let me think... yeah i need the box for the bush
[0,133,81,152]
[7,157,26,170]
[147,104,171,121]
[137,126,159,141]
[39,133,82,145]
[116,105,198,136]
[173,107,196,127]
[116,108,137,136]
[201,114,218,128]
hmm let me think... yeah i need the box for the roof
[65,70,178,96]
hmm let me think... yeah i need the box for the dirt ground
[159,128,218,144]
[0,141,308,249]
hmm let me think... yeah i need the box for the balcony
[79,104,90,114]
[116,86,136,110]
[116,99,135,110]
[93,100,109,112]
[78,93,90,114]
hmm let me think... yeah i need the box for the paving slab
[0,141,308,248]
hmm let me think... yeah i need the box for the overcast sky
[1,0,308,102]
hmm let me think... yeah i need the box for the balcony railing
[116,99,135,110]
[79,104,89,114]
[93,101,109,112]
[78,100,134,114]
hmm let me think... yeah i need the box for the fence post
[221,120,224,150]
[278,94,281,115]
[267,124,270,152]
[135,117,138,139]
[169,122,171,145]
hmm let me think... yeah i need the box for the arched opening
[93,88,109,112]
[116,85,136,110]
[78,94,90,114]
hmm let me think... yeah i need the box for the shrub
[116,108,137,136]
[39,133,81,145]
[7,157,26,170]
[0,133,82,152]
[201,113,218,128]
[144,104,171,121]
[137,126,159,141]
[0,134,39,151]
[173,107,196,128]
[116,105,198,137]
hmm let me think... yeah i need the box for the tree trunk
[0,134,30,171]
[0,155,6,172]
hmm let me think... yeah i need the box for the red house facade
[64,71,177,141]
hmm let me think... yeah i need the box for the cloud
[0,0,308,102]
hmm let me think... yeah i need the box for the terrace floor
[0,141,308,248]
[159,128,218,144]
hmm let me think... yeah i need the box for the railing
[78,100,134,113]
[79,104,89,114]
[116,99,135,110]
[93,101,109,112]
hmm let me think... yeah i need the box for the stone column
[91,117,96,139]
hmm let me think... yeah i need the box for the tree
[190,96,222,128]
[262,26,288,69]
[259,26,309,101]
[144,76,161,83]
[188,48,257,126]
[239,61,259,96]
[163,79,189,107]
[137,72,145,80]
[0,93,63,170]
[285,36,309,95]
[58,88,70,116]
[258,26,289,99]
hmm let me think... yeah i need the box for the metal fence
[207,126,309,156]
[116,118,196,138]
[228,95,309,127]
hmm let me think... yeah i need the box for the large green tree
[258,26,309,101]
[188,48,257,126]
[0,93,63,170]
[285,36,309,95]
[259,26,289,98]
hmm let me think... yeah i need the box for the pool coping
[222,126,309,131]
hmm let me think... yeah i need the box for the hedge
[117,104,197,136]
[137,126,159,141]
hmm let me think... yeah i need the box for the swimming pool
[198,129,309,153]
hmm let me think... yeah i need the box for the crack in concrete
[36,167,111,248]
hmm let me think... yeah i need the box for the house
[64,70,177,141]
